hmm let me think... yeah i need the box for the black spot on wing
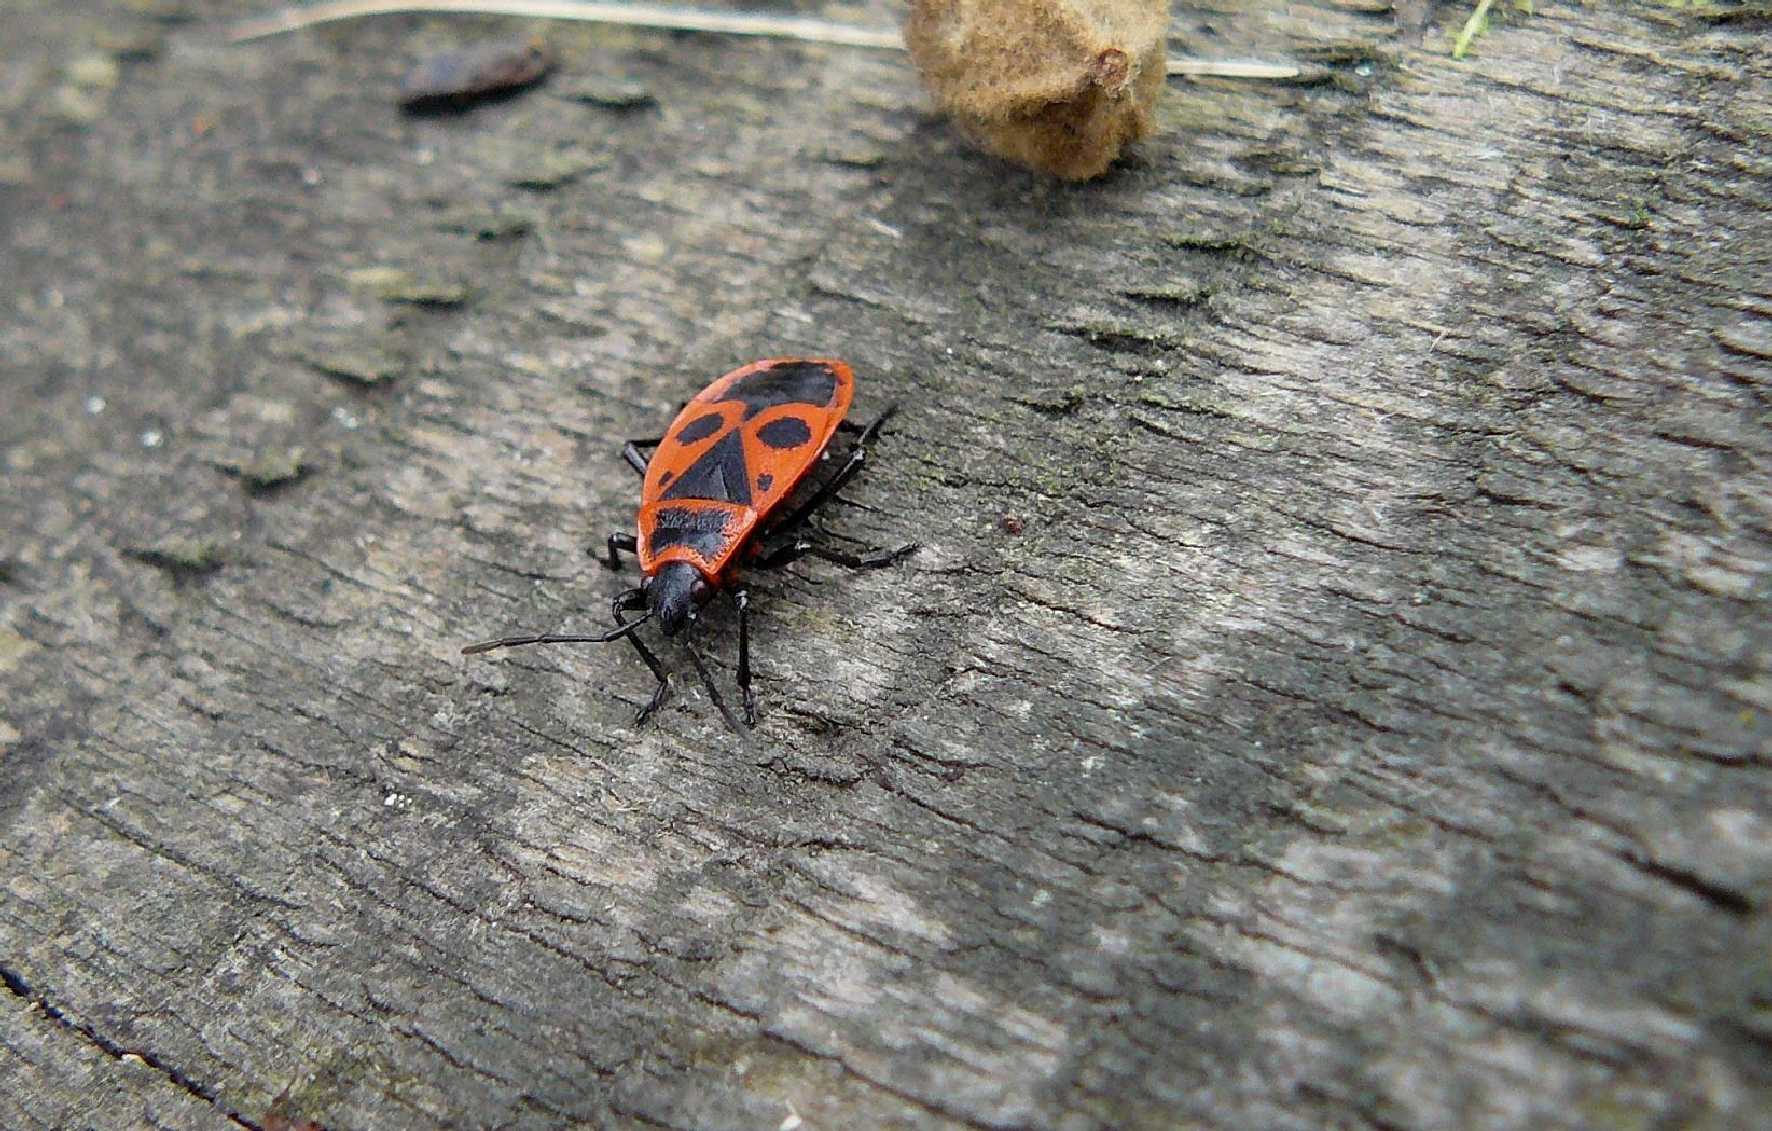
[756,416,814,450]
[673,412,725,445]
[756,472,774,493]
[651,507,733,559]
[658,468,675,488]
[718,361,839,420]
[661,428,751,505]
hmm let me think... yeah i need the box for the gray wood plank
[1,1,1768,1128]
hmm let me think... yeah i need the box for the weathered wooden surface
[3,0,1770,1128]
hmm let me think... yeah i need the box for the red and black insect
[463,358,915,725]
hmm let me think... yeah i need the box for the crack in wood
[0,963,261,1130]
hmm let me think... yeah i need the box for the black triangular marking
[661,428,752,505]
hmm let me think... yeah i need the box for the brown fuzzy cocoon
[905,0,1168,181]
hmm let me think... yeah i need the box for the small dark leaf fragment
[300,345,405,386]
[1691,3,1772,24]
[433,206,537,241]
[506,149,605,190]
[378,280,470,308]
[342,266,471,308]
[95,27,166,62]
[124,538,227,579]
[218,448,312,495]
[555,81,656,110]
[399,37,554,113]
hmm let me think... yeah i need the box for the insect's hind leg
[756,405,916,564]
[762,405,901,541]
[835,403,898,441]
[753,539,917,571]
[611,586,671,723]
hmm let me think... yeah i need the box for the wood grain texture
[2,1,1769,1128]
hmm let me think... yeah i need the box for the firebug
[464,358,915,725]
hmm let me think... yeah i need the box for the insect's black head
[646,561,714,637]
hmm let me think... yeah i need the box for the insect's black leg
[611,586,670,722]
[733,586,756,725]
[621,400,689,475]
[603,531,638,571]
[754,539,918,571]
[810,543,920,569]
[755,404,913,565]
[761,405,899,542]
[622,437,663,477]
[835,403,898,438]
[683,641,744,733]
[752,539,815,570]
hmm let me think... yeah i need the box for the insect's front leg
[611,586,670,722]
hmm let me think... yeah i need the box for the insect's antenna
[462,611,654,655]
[682,640,744,732]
